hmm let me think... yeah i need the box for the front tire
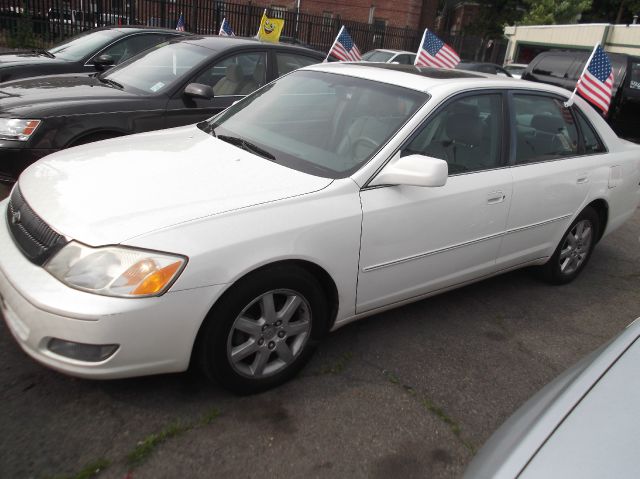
[539,207,600,284]
[196,265,328,394]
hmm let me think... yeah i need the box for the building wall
[504,24,640,63]
[233,0,432,30]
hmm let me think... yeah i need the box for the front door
[357,92,512,313]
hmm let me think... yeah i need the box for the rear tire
[538,207,600,285]
[196,265,328,394]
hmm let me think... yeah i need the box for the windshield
[361,50,395,62]
[48,30,120,61]
[104,42,211,94]
[203,70,427,178]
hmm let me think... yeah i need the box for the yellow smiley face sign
[258,12,284,43]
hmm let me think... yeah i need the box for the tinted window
[513,94,578,164]
[361,50,394,62]
[194,52,267,96]
[631,62,640,90]
[98,33,167,64]
[533,54,573,79]
[393,54,412,65]
[401,94,503,174]
[276,52,319,76]
[576,110,605,154]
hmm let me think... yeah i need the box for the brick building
[240,0,439,30]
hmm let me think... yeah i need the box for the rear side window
[513,94,578,164]
[575,110,605,154]
[276,53,320,76]
[533,54,573,79]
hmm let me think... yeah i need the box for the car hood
[0,52,63,66]
[0,74,132,113]
[18,125,333,246]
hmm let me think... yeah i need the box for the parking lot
[0,208,637,478]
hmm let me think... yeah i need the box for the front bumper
[0,147,57,184]
[0,200,225,379]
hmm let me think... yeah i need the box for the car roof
[175,35,325,57]
[367,48,414,54]
[91,25,191,35]
[304,62,537,92]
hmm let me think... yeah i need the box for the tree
[581,0,640,23]
[520,0,593,24]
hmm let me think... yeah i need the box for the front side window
[401,93,503,174]
[513,94,578,164]
[194,52,267,96]
[202,70,426,178]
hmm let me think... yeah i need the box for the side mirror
[369,153,448,187]
[93,54,115,70]
[184,83,214,100]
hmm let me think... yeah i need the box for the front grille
[6,186,68,266]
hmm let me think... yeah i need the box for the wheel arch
[586,198,608,242]
[190,259,340,363]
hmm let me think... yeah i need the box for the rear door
[496,92,597,269]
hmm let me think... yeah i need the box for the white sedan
[1,63,639,393]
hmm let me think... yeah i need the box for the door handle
[487,191,506,205]
[576,175,589,184]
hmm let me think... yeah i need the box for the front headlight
[45,242,187,298]
[0,118,41,141]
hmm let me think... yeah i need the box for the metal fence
[0,0,506,62]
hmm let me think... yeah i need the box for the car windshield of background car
[205,70,427,178]
[104,42,211,94]
[48,30,121,61]
[361,50,395,62]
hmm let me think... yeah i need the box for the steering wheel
[351,136,378,158]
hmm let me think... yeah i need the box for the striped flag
[414,29,460,69]
[576,45,614,113]
[175,14,185,32]
[327,27,362,62]
[219,18,235,36]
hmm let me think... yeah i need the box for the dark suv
[522,51,640,141]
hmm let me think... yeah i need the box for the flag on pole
[327,26,361,62]
[175,14,185,32]
[414,29,460,69]
[575,45,614,113]
[257,10,284,43]
[219,18,235,36]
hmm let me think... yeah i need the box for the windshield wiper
[218,135,276,161]
[97,77,124,89]
[32,49,55,58]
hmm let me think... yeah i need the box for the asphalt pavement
[1,209,639,479]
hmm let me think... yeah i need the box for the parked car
[0,26,187,84]
[1,63,639,393]
[521,50,640,141]
[361,49,416,64]
[0,36,325,184]
[503,62,528,79]
[464,317,640,479]
[456,61,513,77]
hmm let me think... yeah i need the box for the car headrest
[531,114,565,134]
[446,112,483,146]
[225,64,243,83]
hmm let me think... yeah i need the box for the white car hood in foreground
[18,126,333,246]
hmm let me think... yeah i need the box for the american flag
[415,29,460,69]
[576,45,614,113]
[219,18,235,36]
[175,14,185,32]
[329,27,362,62]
